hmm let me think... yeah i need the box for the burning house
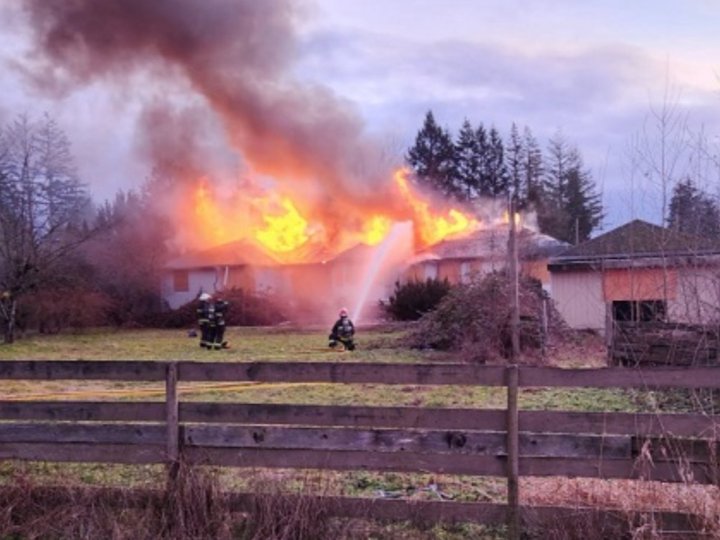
[162,184,566,324]
[406,226,567,288]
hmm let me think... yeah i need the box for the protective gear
[339,307,349,317]
[199,292,212,302]
[329,312,355,351]
[211,299,230,350]
[196,296,213,349]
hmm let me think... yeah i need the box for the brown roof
[553,219,720,262]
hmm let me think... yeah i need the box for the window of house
[424,263,438,280]
[172,270,189,292]
[612,300,666,322]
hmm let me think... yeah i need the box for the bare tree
[0,114,91,343]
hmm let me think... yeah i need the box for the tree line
[405,111,604,244]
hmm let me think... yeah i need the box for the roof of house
[413,227,568,262]
[165,240,280,269]
[551,219,720,263]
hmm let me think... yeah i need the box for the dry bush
[160,461,234,540]
[235,471,352,540]
[407,272,567,363]
[20,287,112,333]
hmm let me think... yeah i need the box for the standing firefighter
[196,292,214,349]
[211,298,230,350]
[329,307,356,351]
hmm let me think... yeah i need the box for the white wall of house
[550,270,605,330]
[162,269,218,309]
[670,267,720,324]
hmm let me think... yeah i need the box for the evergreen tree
[455,119,482,200]
[668,179,720,238]
[475,124,491,197]
[539,132,602,243]
[485,127,509,197]
[506,123,523,202]
[521,126,544,208]
[406,111,459,197]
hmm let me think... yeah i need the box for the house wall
[551,264,720,329]
[161,269,218,309]
[670,266,720,324]
[550,270,605,330]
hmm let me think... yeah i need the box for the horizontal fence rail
[2,360,720,537]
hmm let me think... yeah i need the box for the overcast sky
[2,0,719,232]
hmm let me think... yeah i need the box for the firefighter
[196,292,214,349]
[329,307,355,351]
[211,298,230,350]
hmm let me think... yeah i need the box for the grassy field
[0,325,637,413]
[1,326,706,538]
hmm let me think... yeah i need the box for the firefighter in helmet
[211,297,230,350]
[329,307,355,351]
[196,292,214,349]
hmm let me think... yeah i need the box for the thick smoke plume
[18,0,408,250]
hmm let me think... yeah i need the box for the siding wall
[162,269,218,309]
[550,271,605,330]
[670,267,720,324]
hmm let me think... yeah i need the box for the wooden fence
[2,360,720,538]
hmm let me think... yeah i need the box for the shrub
[381,278,452,321]
[21,287,113,333]
[407,272,566,363]
[153,288,287,328]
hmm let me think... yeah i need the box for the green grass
[0,326,429,362]
[0,325,640,413]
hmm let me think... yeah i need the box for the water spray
[351,222,412,324]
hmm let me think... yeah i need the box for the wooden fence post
[506,364,520,540]
[166,362,179,474]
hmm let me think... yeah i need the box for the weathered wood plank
[166,363,179,462]
[631,436,718,464]
[180,402,507,429]
[0,401,165,422]
[0,423,165,444]
[3,360,720,389]
[0,361,165,381]
[178,362,507,385]
[0,443,165,464]
[521,366,720,389]
[184,425,630,458]
[520,410,720,438]
[184,447,507,475]
[2,402,718,441]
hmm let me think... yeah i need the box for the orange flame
[393,169,477,247]
[362,215,392,246]
[254,197,309,252]
[193,181,231,246]
[188,168,480,262]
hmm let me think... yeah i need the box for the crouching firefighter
[329,307,355,351]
